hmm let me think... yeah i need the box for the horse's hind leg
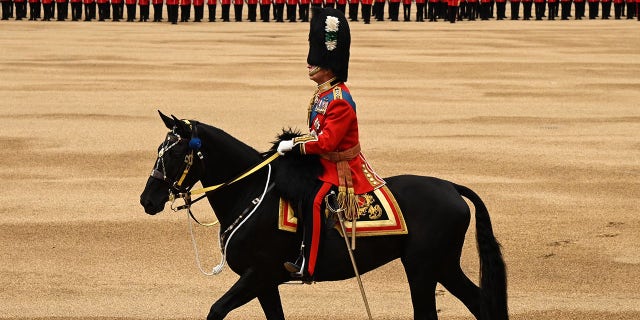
[402,256,439,320]
[257,285,286,320]
[438,265,482,319]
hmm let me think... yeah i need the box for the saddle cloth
[278,185,408,237]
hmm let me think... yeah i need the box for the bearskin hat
[307,7,351,83]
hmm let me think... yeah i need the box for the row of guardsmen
[2,0,639,22]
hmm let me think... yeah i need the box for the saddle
[278,185,408,237]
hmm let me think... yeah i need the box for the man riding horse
[277,7,385,280]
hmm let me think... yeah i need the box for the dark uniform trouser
[153,3,162,20]
[626,1,635,18]
[29,2,41,19]
[220,3,229,20]
[233,3,241,20]
[84,2,95,20]
[416,2,424,20]
[274,2,283,20]
[97,2,107,19]
[125,3,134,20]
[71,1,81,19]
[207,3,215,20]
[402,2,409,19]
[167,3,178,22]
[534,1,544,18]
[139,4,149,20]
[588,1,598,18]
[179,4,188,21]
[521,1,531,18]
[560,0,569,18]
[361,3,370,22]
[388,1,399,19]
[601,0,611,17]
[246,3,255,20]
[510,1,519,18]
[286,2,294,20]
[193,4,202,20]
[298,3,308,20]
[259,2,268,20]
[1,1,12,19]
[347,2,357,19]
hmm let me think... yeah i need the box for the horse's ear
[171,115,192,137]
[158,110,174,129]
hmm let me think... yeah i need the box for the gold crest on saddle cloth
[278,185,408,237]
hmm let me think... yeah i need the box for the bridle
[149,120,279,225]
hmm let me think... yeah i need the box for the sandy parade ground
[1,16,639,320]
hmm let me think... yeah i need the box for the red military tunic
[294,81,385,195]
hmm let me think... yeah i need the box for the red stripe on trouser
[307,182,332,276]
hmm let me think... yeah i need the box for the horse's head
[140,111,204,215]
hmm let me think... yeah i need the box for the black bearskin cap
[307,7,351,83]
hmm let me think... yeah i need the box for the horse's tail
[454,183,509,320]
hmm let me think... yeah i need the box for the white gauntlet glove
[277,139,294,155]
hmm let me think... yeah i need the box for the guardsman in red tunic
[347,0,357,20]
[124,0,135,20]
[510,0,520,18]
[55,0,66,19]
[388,0,400,20]
[299,0,309,20]
[220,0,230,20]
[70,0,81,19]
[372,0,384,19]
[14,0,26,19]
[152,0,162,20]
[601,0,611,17]
[206,0,215,20]
[402,0,410,20]
[232,0,242,20]
[573,0,584,17]
[111,0,122,19]
[464,0,475,18]
[259,0,269,20]
[546,0,556,19]
[613,0,623,17]
[273,0,284,20]
[286,0,296,20]
[427,0,437,19]
[415,0,425,20]
[336,0,346,12]
[559,0,570,18]
[96,0,107,19]
[192,0,203,20]
[1,0,11,20]
[360,0,371,22]
[588,0,598,17]
[138,0,148,20]
[279,8,385,280]
[28,0,40,19]
[479,0,490,18]
[521,0,531,18]
[166,0,178,22]
[624,0,634,17]
[179,0,190,21]
[447,0,457,21]
[494,0,505,18]
[247,0,257,20]
[83,0,95,19]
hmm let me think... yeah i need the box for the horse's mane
[269,129,323,204]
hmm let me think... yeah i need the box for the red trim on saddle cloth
[277,185,408,237]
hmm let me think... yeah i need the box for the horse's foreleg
[207,270,267,320]
[257,285,286,320]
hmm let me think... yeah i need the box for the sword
[326,192,373,320]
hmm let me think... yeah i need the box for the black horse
[140,112,508,320]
